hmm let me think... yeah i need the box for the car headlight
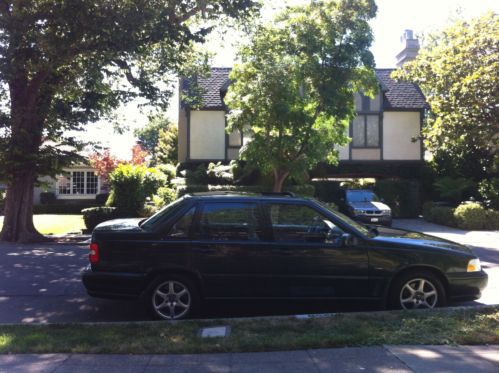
[353,209,363,216]
[381,209,391,216]
[467,258,481,272]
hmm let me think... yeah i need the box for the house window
[228,129,242,147]
[352,115,380,148]
[56,171,100,196]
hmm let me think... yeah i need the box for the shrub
[82,207,118,231]
[288,184,315,197]
[427,206,457,226]
[95,193,109,205]
[33,202,97,214]
[433,176,475,205]
[207,162,233,185]
[0,190,5,213]
[485,209,499,230]
[40,192,56,204]
[106,164,166,216]
[182,164,209,185]
[422,201,434,220]
[312,180,342,202]
[138,205,157,218]
[340,178,375,190]
[153,186,177,208]
[157,164,177,184]
[478,178,499,210]
[454,202,489,230]
[375,179,420,218]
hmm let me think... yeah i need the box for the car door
[260,201,371,299]
[190,201,280,298]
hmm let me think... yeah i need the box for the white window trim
[55,169,101,199]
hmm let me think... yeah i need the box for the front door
[260,202,370,299]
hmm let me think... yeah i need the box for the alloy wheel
[152,280,191,320]
[399,278,438,310]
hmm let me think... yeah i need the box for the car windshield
[140,198,185,231]
[346,190,379,203]
[315,200,371,236]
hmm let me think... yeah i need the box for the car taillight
[89,243,100,264]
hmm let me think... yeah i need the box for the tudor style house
[178,31,427,176]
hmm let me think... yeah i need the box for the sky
[83,0,499,159]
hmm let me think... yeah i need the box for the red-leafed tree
[131,144,149,166]
[89,150,120,191]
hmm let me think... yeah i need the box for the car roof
[185,191,309,202]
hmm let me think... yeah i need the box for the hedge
[374,179,420,218]
[423,202,499,230]
[82,207,118,231]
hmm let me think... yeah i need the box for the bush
[454,202,489,230]
[95,193,109,205]
[106,164,166,216]
[157,164,176,184]
[422,201,434,220]
[485,209,499,230]
[0,190,5,213]
[138,205,157,218]
[207,162,233,185]
[153,186,177,208]
[427,206,457,226]
[82,207,118,230]
[33,202,97,215]
[375,179,420,218]
[312,180,342,202]
[288,184,315,197]
[478,178,499,210]
[433,176,475,205]
[40,192,56,204]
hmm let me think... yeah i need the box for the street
[0,219,497,324]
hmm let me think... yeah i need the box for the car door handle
[193,247,216,254]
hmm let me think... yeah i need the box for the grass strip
[0,307,498,354]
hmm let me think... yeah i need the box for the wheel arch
[142,268,205,299]
[384,265,450,306]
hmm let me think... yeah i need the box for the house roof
[184,67,426,111]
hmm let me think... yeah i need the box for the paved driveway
[0,218,497,324]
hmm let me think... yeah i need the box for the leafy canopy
[392,12,499,179]
[225,0,378,190]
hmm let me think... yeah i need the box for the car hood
[348,201,390,211]
[371,227,473,255]
[93,218,144,232]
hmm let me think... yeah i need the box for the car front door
[260,202,371,299]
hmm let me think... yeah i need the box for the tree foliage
[134,116,170,157]
[0,0,258,241]
[393,12,499,179]
[225,0,378,191]
[155,125,179,165]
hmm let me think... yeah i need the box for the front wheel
[145,275,199,320]
[390,271,446,310]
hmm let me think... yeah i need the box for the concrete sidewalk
[1,345,497,372]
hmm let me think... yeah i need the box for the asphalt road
[0,219,497,324]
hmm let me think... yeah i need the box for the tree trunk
[1,171,45,242]
[273,168,290,193]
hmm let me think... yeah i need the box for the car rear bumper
[81,265,147,300]
[447,270,488,301]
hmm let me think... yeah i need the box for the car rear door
[190,201,280,298]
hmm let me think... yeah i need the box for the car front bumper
[447,270,488,302]
[354,214,392,226]
[81,265,147,300]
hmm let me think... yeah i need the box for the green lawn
[0,214,85,235]
[0,307,497,354]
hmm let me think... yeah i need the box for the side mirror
[341,233,355,247]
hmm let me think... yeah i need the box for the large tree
[392,12,499,180]
[225,0,378,192]
[0,0,258,242]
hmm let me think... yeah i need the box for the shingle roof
[375,69,426,110]
[184,67,426,110]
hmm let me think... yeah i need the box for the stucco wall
[351,148,381,160]
[189,110,226,160]
[383,111,421,160]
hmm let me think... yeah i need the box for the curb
[0,303,496,328]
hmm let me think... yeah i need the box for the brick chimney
[396,29,420,67]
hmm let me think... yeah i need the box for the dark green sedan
[82,192,488,320]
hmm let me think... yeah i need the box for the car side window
[167,207,196,238]
[200,203,261,241]
[269,204,344,244]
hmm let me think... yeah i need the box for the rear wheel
[145,275,200,320]
[389,270,446,310]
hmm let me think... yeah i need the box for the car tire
[144,274,200,320]
[389,270,446,310]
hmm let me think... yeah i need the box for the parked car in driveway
[82,192,487,320]
[338,189,392,226]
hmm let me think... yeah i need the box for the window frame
[351,114,381,149]
[55,169,101,199]
[196,201,265,242]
